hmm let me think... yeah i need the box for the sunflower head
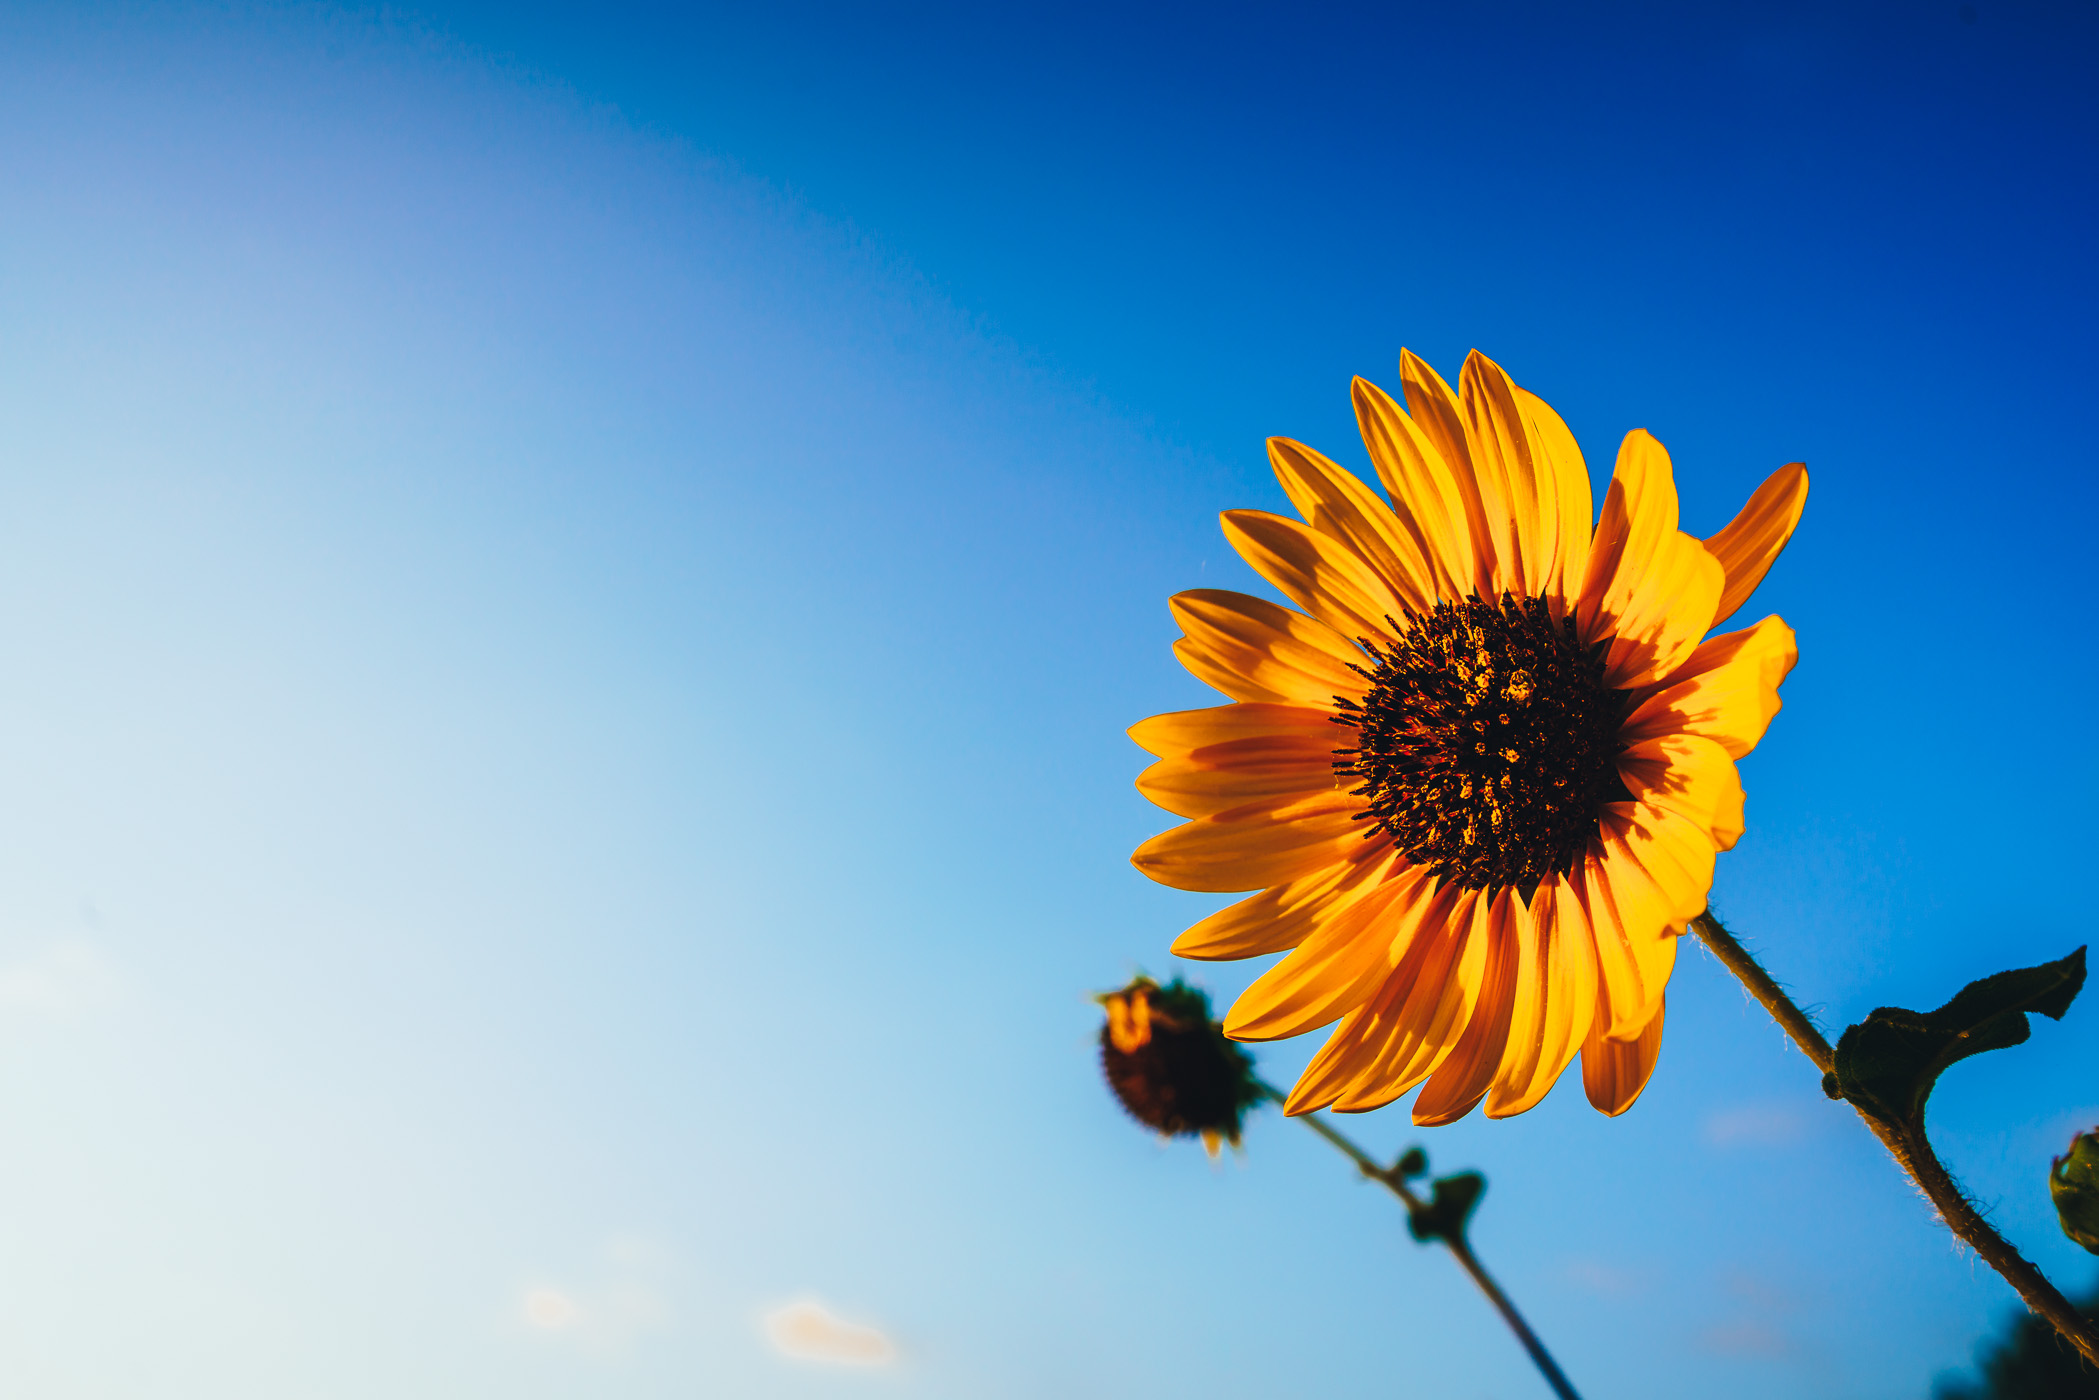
[1128,349,1806,1125]
[1097,976,1264,1156]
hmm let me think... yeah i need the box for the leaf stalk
[1691,911,2099,1366]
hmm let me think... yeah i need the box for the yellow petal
[1131,791,1370,893]
[1576,813,1695,1040]
[1458,352,1553,601]
[1576,430,1724,686]
[1705,463,1808,628]
[1617,732,1746,851]
[1128,700,1336,759]
[1168,589,1372,706]
[1221,510,1412,650]
[1268,436,1435,617]
[1282,882,1487,1114]
[1484,877,1599,1118]
[1620,615,1798,760]
[1412,886,1523,1125]
[1224,862,1434,1041]
[1581,996,1665,1116]
[1399,350,1499,597]
[1172,846,1399,960]
[1350,376,1476,601]
[1136,753,1337,819]
[1515,383,1593,612]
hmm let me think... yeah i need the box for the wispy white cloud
[0,940,122,1022]
[762,1297,897,1366]
[1702,1101,1808,1148]
[1698,1319,1791,1358]
[522,1288,579,1330]
[515,1236,672,1350]
[1562,1258,1655,1296]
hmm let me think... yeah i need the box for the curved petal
[1575,810,1697,1040]
[1172,846,1399,960]
[1621,615,1798,760]
[1281,882,1486,1114]
[1268,437,1435,616]
[1705,463,1808,628]
[1224,862,1435,1041]
[1221,510,1412,650]
[1458,352,1556,602]
[1136,752,1336,819]
[1131,790,1368,893]
[1399,350,1500,597]
[1129,700,1335,759]
[1515,383,1593,612]
[1581,996,1665,1116]
[1485,876,1600,1118]
[1617,732,1746,851]
[1576,430,1724,686]
[1168,589,1372,707]
[1351,376,1476,600]
[1413,885,1523,1125]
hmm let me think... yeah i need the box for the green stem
[1258,1083,1584,1400]
[1690,911,2099,1366]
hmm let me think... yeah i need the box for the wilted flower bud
[1097,976,1263,1157]
[2052,1127,2099,1254]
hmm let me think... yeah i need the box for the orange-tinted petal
[1221,510,1412,649]
[1282,882,1487,1114]
[1130,702,1343,820]
[1224,862,1435,1041]
[1623,615,1798,760]
[1617,732,1746,851]
[1581,996,1665,1116]
[1399,350,1498,597]
[1576,813,1693,1040]
[1458,352,1555,602]
[1171,846,1398,960]
[1484,876,1600,1117]
[1168,589,1372,706]
[1576,430,1724,686]
[1413,886,1523,1125]
[1515,384,1593,611]
[1128,700,1335,759]
[1131,791,1367,893]
[1351,376,1476,600]
[1268,436,1435,616]
[1705,463,1808,628]
[1136,753,1336,819]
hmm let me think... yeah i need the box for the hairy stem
[1690,911,2099,1365]
[1258,1083,1584,1400]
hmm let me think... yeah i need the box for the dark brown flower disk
[1099,979,1262,1146]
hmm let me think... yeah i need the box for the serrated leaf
[1826,947,2086,1126]
[1406,1170,1484,1246]
[2053,1129,2099,1255]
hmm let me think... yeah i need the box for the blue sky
[0,1,2092,1396]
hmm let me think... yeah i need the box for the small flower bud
[2052,1127,2099,1254]
[1097,976,1263,1157]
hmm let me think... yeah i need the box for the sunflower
[1129,351,1804,1124]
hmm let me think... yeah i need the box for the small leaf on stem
[1823,947,2086,1126]
[1407,1171,1485,1247]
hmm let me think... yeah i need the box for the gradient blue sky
[0,2,2093,1396]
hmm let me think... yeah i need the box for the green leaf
[1406,1171,1484,1247]
[2052,1129,2099,1255]
[1394,1146,1428,1180]
[1824,947,2086,1126]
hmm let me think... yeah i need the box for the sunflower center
[1334,594,1631,895]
